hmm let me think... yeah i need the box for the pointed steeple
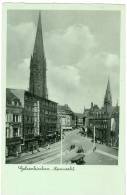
[29,12,48,99]
[104,78,112,114]
[33,12,45,59]
[104,79,112,105]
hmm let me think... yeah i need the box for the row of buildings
[6,13,119,157]
[6,89,58,156]
[6,13,83,157]
[57,104,84,131]
[6,13,58,157]
[57,79,119,148]
[6,88,83,156]
[83,80,119,146]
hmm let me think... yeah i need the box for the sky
[7,10,120,113]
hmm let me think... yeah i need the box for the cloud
[7,20,120,112]
[7,22,36,89]
[45,24,96,66]
[7,22,36,64]
[78,51,119,107]
[45,24,120,111]
[47,60,86,112]
[7,58,30,89]
[105,53,119,68]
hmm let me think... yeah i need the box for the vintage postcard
[1,3,125,195]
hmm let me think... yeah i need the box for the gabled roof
[6,88,25,106]
[75,113,84,118]
[57,104,73,115]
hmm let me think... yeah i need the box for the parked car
[64,143,85,165]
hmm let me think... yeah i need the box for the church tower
[104,79,112,114]
[29,12,48,99]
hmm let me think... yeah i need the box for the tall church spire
[33,12,45,58]
[29,12,48,99]
[104,79,112,114]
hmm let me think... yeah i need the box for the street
[6,142,62,164]
[62,129,118,165]
[7,129,118,165]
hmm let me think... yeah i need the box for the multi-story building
[23,91,57,151]
[6,89,23,156]
[57,104,75,131]
[75,113,84,128]
[6,13,58,156]
[83,79,119,146]
[6,89,57,154]
[111,102,119,146]
[24,12,57,148]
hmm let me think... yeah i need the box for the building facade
[57,104,75,131]
[75,113,84,128]
[23,13,57,150]
[83,79,119,146]
[111,103,119,146]
[6,13,58,156]
[6,89,23,156]
[23,91,57,151]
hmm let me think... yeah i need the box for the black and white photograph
[6,8,120,165]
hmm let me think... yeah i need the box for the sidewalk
[63,131,118,165]
[84,137,118,156]
[96,149,118,160]
[85,150,118,165]
[6,141,61,164]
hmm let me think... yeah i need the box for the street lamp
[60,121,62,164]
[93,125,96,149]
[57,114,63,164]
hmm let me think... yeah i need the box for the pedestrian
[30,145,34,154]
[16,151,19,157]
[47,144,50,150]
[36,145,40,152]
[93,146,96,152]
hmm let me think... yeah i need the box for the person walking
[30,145,34,154]
[47,144,50,150]
[36,144,40,152]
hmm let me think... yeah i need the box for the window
[6,113,8,122]
[13,115,15,122]
[16,115,18,122]
[28,128,32,134]
[14,101,17,106]
[13,128,18,137]
[13,114,19,122]
[6,128,9,138]
[12,101,15,105]
[26,116,29,122]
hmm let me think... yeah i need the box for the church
[83,79,119,147]
[6,13,58,156]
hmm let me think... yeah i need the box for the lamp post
[92,117,96,152]
[57,114,63,164]
[60,119,63,164]
[93,125,96,148]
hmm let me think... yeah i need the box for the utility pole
[93,125,96,151]
[58,114,63,164]
[60,123,62,164]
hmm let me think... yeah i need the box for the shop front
[6,137,23,157]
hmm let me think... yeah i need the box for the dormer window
[12,101,15,105]
[12,100,20,106]
[14,101,17,106]
[16,101,19,106]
